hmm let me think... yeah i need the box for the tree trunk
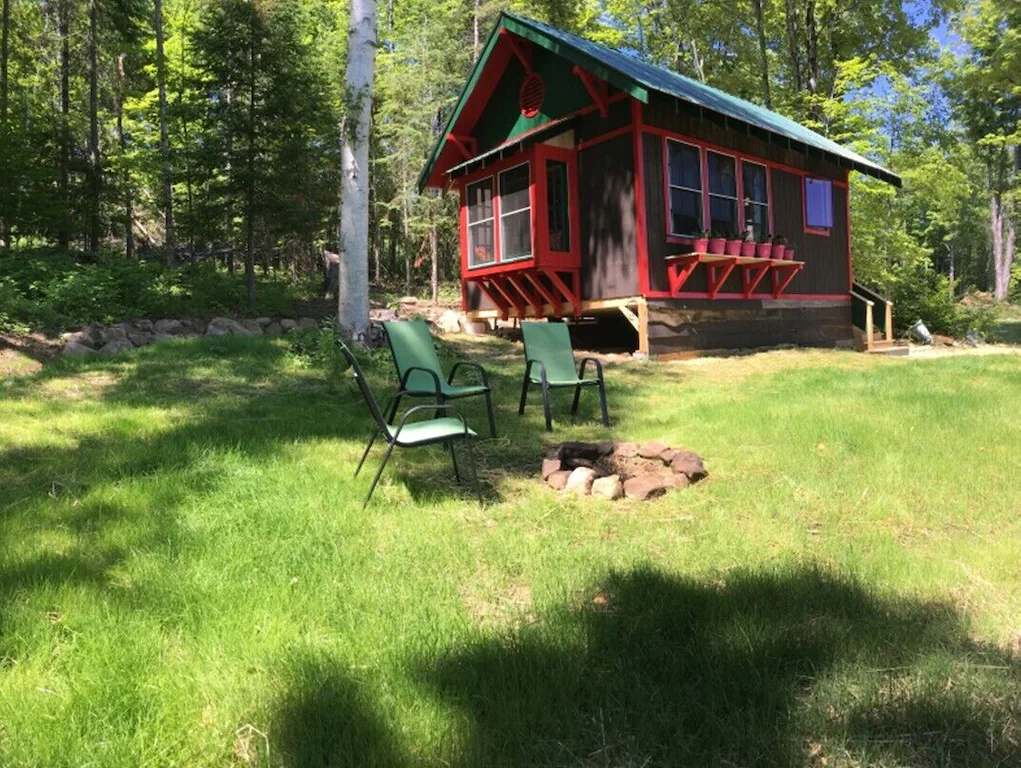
[58,0,70,252]
[245,17,257,311]
[473,0,480,60]
[337,0,377,340]
[689,39,706,83]
[429,224,438,303]
[752,0,772,108]
[117,55,134,259]
[805,0,819,95]
[1,0,10,250]
[225,81,235,275]
[87,0,100,255]
[784,0,802,93]
[402,197,410,296]
[155,0,175,265]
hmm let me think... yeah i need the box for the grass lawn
[1,334,1019,766]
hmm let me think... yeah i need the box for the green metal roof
[419,13,901,190]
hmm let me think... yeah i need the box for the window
[546,160,570,252]
[499,163,532,261]
[707,151,738,237]
[742,161,769,240]
[466,178,495,268]
[667,140,703,237]
[804,177,833,232]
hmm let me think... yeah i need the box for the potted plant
[707,230,727,255]
[771,234,787,260]
[692,228,709,254]
[755,234,773,259]
[784,244,796,260]
[740,230,757,258]
[725,231,743,256]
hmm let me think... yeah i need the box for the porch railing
[851,282,894,352]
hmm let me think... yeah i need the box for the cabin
[418,13,902,357]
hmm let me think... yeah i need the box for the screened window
[667,140,703,237]
[466,178,495,268]
[499,163,532,261]
[742,161,769,240]
[805,177,833,230]
[546,160,570,252]
[707,151,738,236]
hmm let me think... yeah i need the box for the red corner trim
[572,66,609,118]
[447,134,477,161]
[740,263,771,298]
[707,257,738,299]
[770,263,803,298]
[507,274,542,317]
[523,271,562,318]
[666,254,699,294]
[544,269,580,315]
[499,29,532,72]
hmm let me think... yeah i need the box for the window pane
[670,188,702,236]
[469,221,495,266]
[501,209,531,260]
[546,160,570,252]
[708,152,737,197]
[805,178,833,228]
[668,142,701,189]
[466,179,493,224]
[743,163,767,204]
[709,195,738,235]
[744,203,768,241]
[499,164,530,213]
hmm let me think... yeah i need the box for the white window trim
[707,149,740,235]
[666,138,704,237]
[466,176,497,269]
[498,161,533,263]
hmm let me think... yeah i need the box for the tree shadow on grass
[414,567,1020,767]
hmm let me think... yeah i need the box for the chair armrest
[577,357,604,381]
[524,358,549,384]
[448,360,490,388]
[391,403,469,441]
[399,366,443,396]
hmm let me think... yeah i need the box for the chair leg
[540,378,553,432]
[571,383,582,415]
[363,440,396,508]
[597,376,610,427]
[355,428,379,477]
[484,389,497,437]
[518,374,530,415]
[448,440,461,483]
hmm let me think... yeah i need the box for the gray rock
[670,451,708,483]
[546,470,572,491]
[614,441,639,458]
[591,474,623,500]
[205,317,252,337]
[280,318,298,332]
[152,332,176,344]
[63,328,98,348]
[263,322,283,337]
[541,457,562,480]
[241,319,264,334]
[64,341,98,357]
[98,338,136,356]
[297,317,317,329]
[154,318,186,335]
[623,475,669,501]
[254,317,272,327]
[134,319,154,332]
[638,441,669,459]
[659,449,678,465]
[433,309,463,334]
[182,318,208,334]
[99,324,128,345]
[564,467,596,496]
[128,331,154,347]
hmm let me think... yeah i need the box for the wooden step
[866,344,909,357]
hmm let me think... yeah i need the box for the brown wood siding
[576,96,631,143]
[579,133,639,300]
[647,298,853,355]
[644,94,846,181]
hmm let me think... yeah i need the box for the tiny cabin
[419,13,902,357]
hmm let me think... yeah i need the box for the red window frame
[802,176,833,237]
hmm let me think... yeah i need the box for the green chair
[518,321,609,432]
[382,319,497,438]
[338,342,480,507]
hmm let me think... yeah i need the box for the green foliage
[0,251,300,333]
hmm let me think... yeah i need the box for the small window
[499,163,531,262]
[708,151,738,236]
[742,162,769,240]
[546,160,570,252]
[805,177,833,231]
[466,178,495,268]
[667,140,703,237]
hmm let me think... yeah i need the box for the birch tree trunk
[58,0,70,252]
[87,0,100,254]
[155,0,175,265]
[117,54,133,259]
[1,0,10,250]
[429,223,438,303]
[244,17,257,310]
[338,0,377,341]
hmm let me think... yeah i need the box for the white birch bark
[338,0,377,341]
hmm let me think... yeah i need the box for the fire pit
[541,441,708,501]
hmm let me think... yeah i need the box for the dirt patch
[461,582,535,629]
[0,333,62,377]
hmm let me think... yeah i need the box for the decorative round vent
[519,73,545,118]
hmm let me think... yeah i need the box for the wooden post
[885,301,893,342]
[637,298,649,355]
[865,303,874,352]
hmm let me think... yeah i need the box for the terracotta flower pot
[708,238,727,255]
[740,241,756,258]
[771,243,786,259]
[692,238,709,253]
[755,243,773,259]
[725,239,742,256]
[784,247,795,260]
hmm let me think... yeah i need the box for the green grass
[1,336,1019,766]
